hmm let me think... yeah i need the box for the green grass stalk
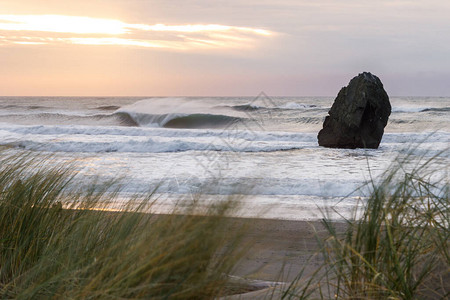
[0,153,247,299]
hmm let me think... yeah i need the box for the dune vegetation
[283,150,449,300]
[0,149,448,299]
[0,152,248,299]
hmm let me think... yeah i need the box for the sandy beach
[228,218,325,281]
[213,217,347,299]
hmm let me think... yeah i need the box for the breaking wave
[227,102,318,111]
[1,123,447,154]
[0,104,50,110]
[392,106,450,113]
[420,107,450,113]
[0,110,240,129]
[115,112,241,129]
[230,104,261,111]
[95,105,121,111]
[0,112,137,127]
[277,102,318,110]
[0,124,315,153]
[115,98,244,129]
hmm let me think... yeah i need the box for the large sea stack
[317,72,391,149]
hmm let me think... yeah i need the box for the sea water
[0,96,448,220]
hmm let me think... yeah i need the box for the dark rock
[318,72,391,149]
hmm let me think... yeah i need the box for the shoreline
[69,193,360,222]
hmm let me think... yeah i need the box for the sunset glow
[0,15,127,34]
[1,0,449,96]
[0,14,273,50]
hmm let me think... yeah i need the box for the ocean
[0,95,448,220]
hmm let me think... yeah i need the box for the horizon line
[0,94,448,98]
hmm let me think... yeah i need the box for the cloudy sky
[1,0,449,96]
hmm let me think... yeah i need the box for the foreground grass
[284,151,449,300]
[0,154,247,299]
[1,150,448,299]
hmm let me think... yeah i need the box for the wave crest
[115,112,241,129]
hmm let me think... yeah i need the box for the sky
[0,0,449,96]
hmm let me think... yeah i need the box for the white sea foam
[1,96,448,220]
[0,124,316,153]
[116,98,246,127]
[0,123,448,154]
[277,102,317,110]
[392,107,428,113]
[0,123,313,141]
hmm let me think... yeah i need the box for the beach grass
[1,149,448,299]
[284,150,449,299]
[0,153,248,299]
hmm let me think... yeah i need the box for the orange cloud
[0,14,274,50]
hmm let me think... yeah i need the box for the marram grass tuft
[0,153,247,299]
[282,149,449,300]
